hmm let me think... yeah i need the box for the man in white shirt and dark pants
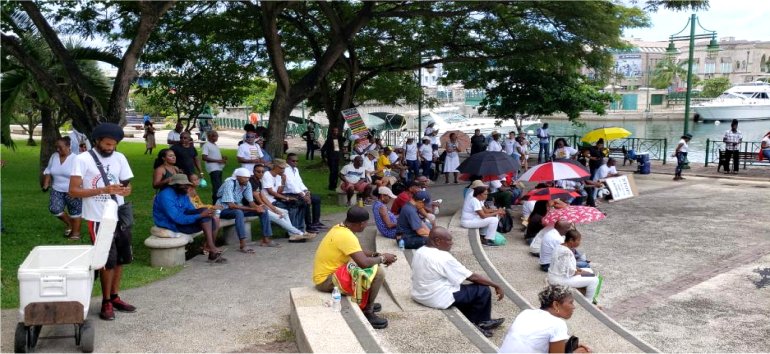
[202,130,227,204]
[538,220,573,272]
[411,227,505,338]
[537,123,551,163]
[69,123,136,321]
[284,153,327,233]
[722,119,743,174]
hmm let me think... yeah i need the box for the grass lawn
[1,140,346,309]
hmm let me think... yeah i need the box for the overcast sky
[623,0,770,42]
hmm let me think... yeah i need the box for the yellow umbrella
[581,127,632,143]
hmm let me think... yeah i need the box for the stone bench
[336,189,357,206]
[144,216,259,267]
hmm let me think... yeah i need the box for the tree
[651,57,700,90]
[700,77,731,97]
[1,1,174,141]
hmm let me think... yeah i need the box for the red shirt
[391,191,411,215]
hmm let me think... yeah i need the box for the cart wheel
[79,320,94,353]
[14,322,29,353]
[29,326,42,348]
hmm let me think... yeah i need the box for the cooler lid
[90,200,118,269]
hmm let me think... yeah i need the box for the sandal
[239,248,256,254]
[207,252,228,264]
[259,241,281,247]
[68,234,81,241]
[64,229,72,237]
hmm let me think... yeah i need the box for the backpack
[497,210,513,233]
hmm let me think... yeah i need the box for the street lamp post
[666,14,720,135]
[417,55,435,138]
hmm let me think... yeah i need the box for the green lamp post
[666,14,720,136]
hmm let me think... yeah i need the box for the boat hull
[694,104,770,121]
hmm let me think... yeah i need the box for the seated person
[312,207,397,329]
[538,220,572,272]
[153,174,224,263]
[250,164,314,243]
[460,186,504,247]
[391,181,420,215]
[339,156,372,206]
[263,158,307,233]
[283,153,326,233]
[589,157,621,205]
[216,168,274,252]
[414,176,438,225]
[396,191,431,249]
[547,230,601,304]
[488,178,523,209]
[411,227,505,338]
[187,173,223,255]
[524,200,549,243]
[372,187,398,239]
[499,285,592,353]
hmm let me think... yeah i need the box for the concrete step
[470,213,658,352]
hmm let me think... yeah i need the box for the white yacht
[694,82,770,121]
[399,107,541,135]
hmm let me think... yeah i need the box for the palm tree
[2,23,118,179]
[651,57,700,91]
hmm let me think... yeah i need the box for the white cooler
[17,200,118,321]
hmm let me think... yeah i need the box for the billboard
[614,54,642,78]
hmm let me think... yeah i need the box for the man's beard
[174,186,188,195]
[96,147,113,157]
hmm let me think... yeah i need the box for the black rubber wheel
[29,325,42,348]
[14,322,28,353]
[80,320,94,353]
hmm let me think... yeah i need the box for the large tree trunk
[38,107,59,185]
[265,91,292,158]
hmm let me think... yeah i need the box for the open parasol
[440,130,470,151]
[542,206,605,225]
[581,127,631,144]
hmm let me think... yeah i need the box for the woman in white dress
[499,285,591,353]
[443,132,460,183]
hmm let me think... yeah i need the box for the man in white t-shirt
[591,158,620,203]
[69,123,136,321]
[538,220,572,272]
[418,138,434,179]
[237,132,264,171]
[403,137,419,182]
[339,156,371,206]
[202,130,227,204]
[167,121,183,145]
[411,227,504,338]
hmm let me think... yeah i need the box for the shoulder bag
[88,150,134,228]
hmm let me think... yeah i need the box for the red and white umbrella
[525,187,580,201]
[542,206,605,225]
[517,161,589,182]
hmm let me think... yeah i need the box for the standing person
[487,131,503,152]
[537,123,551,163]
[69,123,136,321]
[419,137,434,179]
[237,132,264,171]
[68,127,91,154]
[202,130,227,204]
[312,207,398,329]
[673,134,692,181]
[443,133,460,184]
[499,285,592,353]
[43,137,82,240]
[470,129,487,155]
[167,121,183,146]
[504,132,517,157]
[170,131,202,178]
[321,127,346,191]
[587,139,606,179]
[424,122,439,150]
[403,137,419,182]
[301,126,319,161]
[143,121,156,155]
[761,131,770,161]
[722,119,743,174]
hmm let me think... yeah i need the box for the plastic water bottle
[331,286,341,312]
[398,238,405,251]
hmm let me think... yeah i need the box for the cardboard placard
[605,174,638,202]
[341,108,370,150]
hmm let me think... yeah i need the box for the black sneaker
[475,324,493,337]
[364,312,388,329]
[478,318,505,330]
[372,303,382,313]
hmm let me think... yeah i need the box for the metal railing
[525,135,668,164]
[704,139,767,167]
[212,117,328,140]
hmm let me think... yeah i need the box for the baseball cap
[377,187,397,198]
[413,191,431,203]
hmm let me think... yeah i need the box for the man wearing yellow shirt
[313,207,397,328]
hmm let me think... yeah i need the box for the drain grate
[751,267,770,289]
